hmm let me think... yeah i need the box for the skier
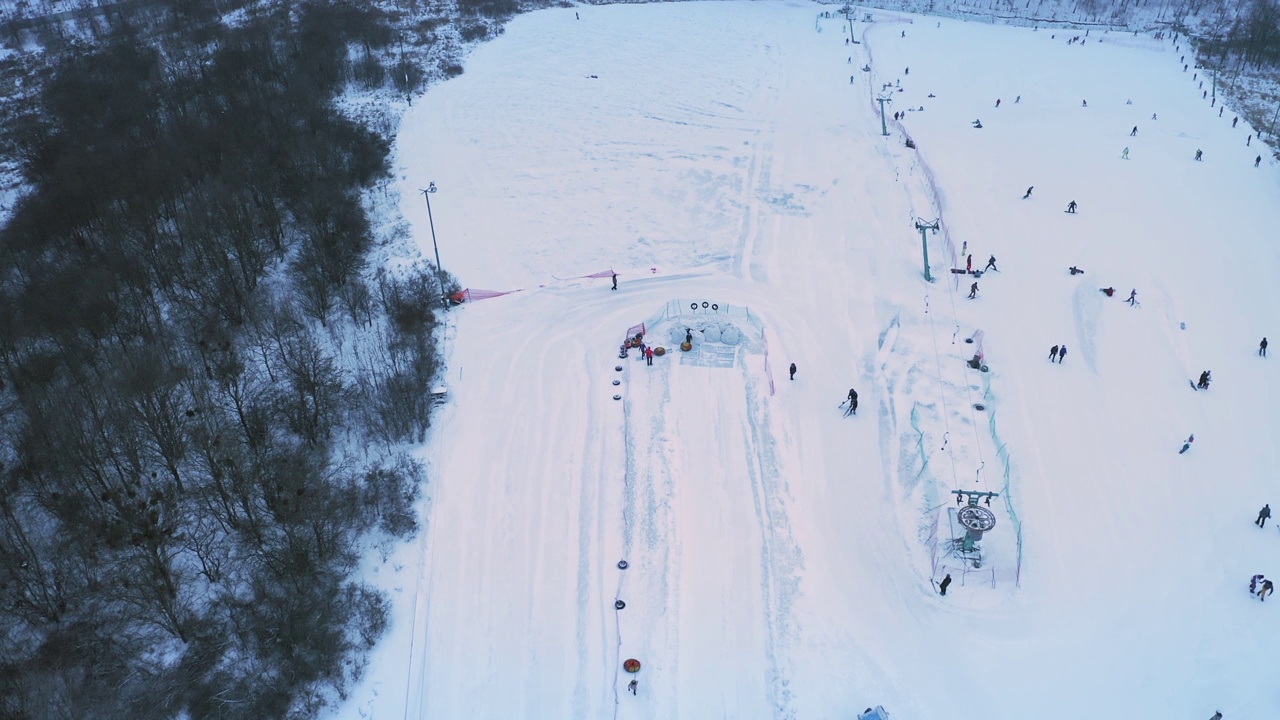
[1127,289,1138,306]
[966,254,973,273]
[1015,95,1021,103]
[995,98,1001,108]
[1152,113,1158,120]
[1233,116,1238,127]
[938,573,952,595]
[1057,345,1066,363]
[845,388,859,416]
[1069,266,1084,275]
[1252,574,1265,593]
[612,272,618,290]
[628,679,638,695]
[1081,99,1087,107]
[789,362,797,380]
[1257,504,1271,527]
[1130,125,1137,136]
[1260,337,1268,356]
[968,281,979,299]
[1179,434,1195,454]
[1197,370,1211,389]
[1195,149,1203,161]
[645,346,654,366]
[1022,186,1034,199]
[1210,712,1223,720]
[1256,155,1262,168]
[984,255,998,272]
[1049,345,1059,361]
[1122,147,1130,160]
[1260,580,1274,601]
[1067,200,1077,213]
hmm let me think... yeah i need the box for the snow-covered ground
[337,3,1280,719]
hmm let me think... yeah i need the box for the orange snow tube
[623,659,641,673]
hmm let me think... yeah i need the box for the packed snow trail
[337,4,1280,720]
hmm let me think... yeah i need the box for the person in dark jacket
[1057,345,1067,363]
[1259,580,1274,601]
[612,273,618,290]
[938,573,952,596]
[1049,345,1059,361]
[845,388,859,415]
[789,362,797,380]
[984,255,998,272]
[968,282,979,299]
[1257,504,1271,527]
[1260,337,1268,357]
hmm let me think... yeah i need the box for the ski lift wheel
[613,380,620,386]
[615,366,623,372]
[617,560,629,570]
[615,600,626,610]
[980,365,989,372]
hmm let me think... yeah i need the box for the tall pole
[421,182,447,305]
[914,218,939,282]
[877,94,891,136]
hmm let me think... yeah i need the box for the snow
[336,3,1280,719]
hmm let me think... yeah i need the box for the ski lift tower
[840,4,855,40]
[877,91,893,136]
[952,490,998,552]
[913,217,939,282]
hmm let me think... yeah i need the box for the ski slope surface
[339,3,1280,719]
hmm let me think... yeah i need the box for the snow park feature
[339,3,1280,720]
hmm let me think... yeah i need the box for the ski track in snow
[336,4,1280,719]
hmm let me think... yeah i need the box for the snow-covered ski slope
[342,3,1280,719]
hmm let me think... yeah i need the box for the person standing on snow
[938,573,952,595]
[1260,337,1268,356]
[645,346,654,366]
[995,98,1001,108]
[1130,125,1138,136]
[1122,147,1130,159]
[1127,289,1138,306]
[968,281,979,299]
[1049,345,1059,361]
[1260,580,1274,601]
[628,679,638,695]
[1057,345,1066,363]
[1252,574,1265,593]
[966,254,973,273]
[1197,370,1211,389]
[845,388,859,416]
[1195,149,1203,161]
[1022,186,1034,199]
[789,362,797,380]
[1256,155,1262,168]
[1233,116,1239,127]
[1257,504,1271,527]
[1067,200,1078,213]
[612,272,618,290]
[985,255,998,272]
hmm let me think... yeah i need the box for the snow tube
[681,342,692,352]
[623,659,641,673]
[654,347,665,356]
[615,600,626,609]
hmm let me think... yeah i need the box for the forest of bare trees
[0,2,456,718]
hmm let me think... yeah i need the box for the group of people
[1047,344,1068,363]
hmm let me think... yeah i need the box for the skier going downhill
[985,255,998,272]
[968,281,979,299]
[1197,370,1211,390]
[1022,185,1034,199]
[845,388,859,416]
[1257,504,1271,528]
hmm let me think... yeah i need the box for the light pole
[420,182,447,305]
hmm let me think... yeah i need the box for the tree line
[0,2,451,718]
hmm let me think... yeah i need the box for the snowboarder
[1256,155,1262,168]
[1179,434,1195,454]
[612,272,618,290]
[1260,337,1268,356]
[845,388,859,416]
[628,679,638,695]
[984,255,998,272]
[1130,125,1138,136]
[1121,147,1130,160]
[1082,99,1087,107]
[1067,200,1077,213]
[1022,186,1034,199]
[938,573,952,595]
[1195,149,1203,161]
[995,98,1001,108]
[1260,580,1274,601]
[968,281,978,299]
[966,254,973,273]
[1069,266,1084,275]
[1049,345,1059,361]
[1057,345,1066,363]
[1127,289,1138,306]
[1233,116,1238,127]
[1197,370,1211,389]
[645,346,654,366]
[789,362,797,380]
[1252,574,1265,593]
[1257,504,1271,527]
